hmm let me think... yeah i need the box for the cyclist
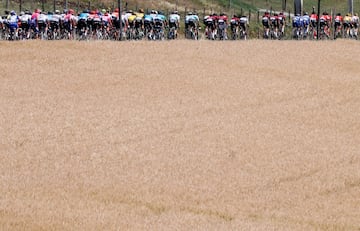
[185,12,200,39]
[204,13,217,39]
[319,12,331,37]
[77,10,89,36]
[152,12,165,39]
[133,9,144,39]
[239,14,248,39]
[168,10,180,38]
[333,13,343,39]
[278,11,286,35]
[101,11,112,33]
[351,13,359,38]
[8,10,19,39]
[230,14,240,39]
[269,13,279,38]
[19,10,31,39]
[302,12,310,37]
[292,14,302,38]
[144,11,154,38]
[262,11,270,38]
[37,10,48,38]
[343,13,352,37]
[218,12,228,40]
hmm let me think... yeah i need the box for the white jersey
[185,14,199,23]
[49,14,61,22]
[9,15,18,24]
[239,16,248,24]
[37,13,47,23]
[123,12,132,22]
[169,13,180,23]
[72,15,78,23]
[352,15,359,24]
[149,13,157,20]
[19,14,31,23]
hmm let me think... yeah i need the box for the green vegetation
[1,0,359,15]
[1,0,358,40]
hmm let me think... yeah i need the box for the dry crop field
[1,40,360,231]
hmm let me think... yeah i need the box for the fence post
[249,9,251,22]
[88,1,90,10]
[53,0,56,11]
[118,0,122,40]
[257,11,259,23]
[288,9,291,21]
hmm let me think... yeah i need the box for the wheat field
[1,40,360,231]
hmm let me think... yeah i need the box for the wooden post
[282,0,286,11]
[349,0,353,15]
[288,9,291,21]
[118,0,122,40]
[317,0,320,40]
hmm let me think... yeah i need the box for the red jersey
[270,15,278,22]
[321,15,331,21]
[31,12,39,20]
[278,14,285,23]
[230,17,240,25]
[310,14,318,21]
[219,15,228,22]
[334,15,343,23]
[210,15,219,22]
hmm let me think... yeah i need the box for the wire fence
[1,0,358,41]
[1,0,358,16]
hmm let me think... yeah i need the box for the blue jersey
[302,15,310,26]
[293,15,301,27]
[79,13,89,20]
[155,14,166,22]
[144,14,153,23]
